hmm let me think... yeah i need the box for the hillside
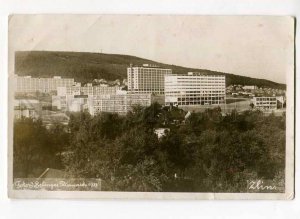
[15,51,286,89]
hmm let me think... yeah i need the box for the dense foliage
[13,119,69,178]
[16,51,286,89]
[13,104,286,192]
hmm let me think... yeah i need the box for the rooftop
[165,72,225,77]
[129,64,171,69]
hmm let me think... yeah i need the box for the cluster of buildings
[227,84,285,97]
[52,86,152,115]
[52,87,153,116]
[14,64,286,120]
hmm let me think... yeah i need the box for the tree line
[13,104,285,192]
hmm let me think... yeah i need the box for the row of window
[165,83,225,86]
[255,98,277,101]
[256,102,277,105]
[177,97,225,101]
[166,101,224,106]
[170,79,225,82]
[165,90,225,93]
[165,88,225,91]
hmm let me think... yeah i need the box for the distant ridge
[15,51,286,89]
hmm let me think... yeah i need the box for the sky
[9,15,294,84]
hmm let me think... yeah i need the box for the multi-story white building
[57,84,121,96]
[80,83,94,96]
[15,75,75,93]
[127,64,172,94]
[252,96,283,110]
[164,72,226,107]
[92,85,121,96]
[89,93,152,115]
[57,83,81,96]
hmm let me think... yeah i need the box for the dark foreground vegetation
[13,104,285,192]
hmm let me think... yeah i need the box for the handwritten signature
[247,180,277,191]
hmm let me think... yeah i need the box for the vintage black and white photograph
[8,15,295,199]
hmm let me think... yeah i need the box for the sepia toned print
[8,15,294,199]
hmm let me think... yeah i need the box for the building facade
[92,85,121,96]
[252,96,280,110]
[57,84,121,96]
[127,64,172,94]
[164,72,226,107]
[15,75,75,93]
[80,83,94,96]
[89,93,152,115]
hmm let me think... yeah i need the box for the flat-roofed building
[92,85,121,96]
[89,93,151,115]
[127,64,172,94]
[57,84,120,96]
[164,72,226,107]
[57,84,81,96]
[252,96,281,110]
[15,75,75,93]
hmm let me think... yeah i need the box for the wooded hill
[15,51,286,89]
